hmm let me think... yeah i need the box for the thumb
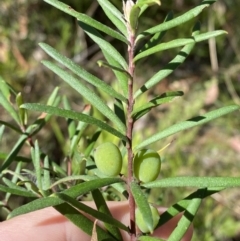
[0,201,192,241]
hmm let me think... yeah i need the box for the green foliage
[0,0,239,241]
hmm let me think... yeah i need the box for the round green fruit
[94,142,122,177]
[136,205,160,233]
[134,149,161,183]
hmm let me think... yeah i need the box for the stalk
[126,30,137,241]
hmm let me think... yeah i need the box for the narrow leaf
[56,193,128,232]
[158,188,222,227]
[54,203,113,241]
[69,105,92,156]
[50,175,98,189]
[84,129,101,157]
[131,182,154,233]
[41,61,126,133]
[31,140,42,190]
[0,125,5,141]
[43,155,51,191]
[136,0,161,7]
[8,177,124,218]
[132,91,183,121]
[39,43,126,103]
[0,120,22,133]
[138,236,164,241]
[78,21,128,70]
[167,198,201,241]
[0,132,28,172]
[0,184,36,198]
[4,161,22,202]
[134,22,200,99]
[134,30,226,62]
[138,11,174,54]
[102,49,129,97]
[129,5,141,32]
[0,92,20,124]
[143,176,240,189]
[114,99,126,127]
[97,60,131,78]
[136,1,216,42]
[43,0,128,44]
[97,0,127,36]
[92,189,124,240]
[0,76,11,99]
[21,103,127,141]
[135,105,240,150]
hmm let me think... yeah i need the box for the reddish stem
[126,32,136,241]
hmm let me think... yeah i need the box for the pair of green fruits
[94,142,161,233]
[94,142,161,183]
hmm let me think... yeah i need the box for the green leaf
[3,161,23,202]
[0,91,20,125]
[47,87,59,105]
[41,60,126,133]
[29,89,61,137]
[130,182,154,233]
[43,155,51,191]
[43,0,128,44]
[129,5,141,32]
[167,198,201,241]
[136,0,161,7]
[0,152,30,163]
[102,49,129,97]
[114,99,126,127]
[97,60,131,78]
[0,125,5,141]
[0,183,37,198]
[136,1,216,42]
[16,92,28,126]
[69,105,92,156]
[132,91,183,121]
[135,105,240,150]
[50,175,98,189]
[39,43,126,103]
[8,177,124,219]
[158,188,222,227]
[0,76,11,99]
[92,189,124,240]
[138,236,164,241]
[84,129,101,157]
[138,11,174,54]
[134,30,227,62]
[0,131,29,172]
[143,176,240,189]
[21,103,127,141]
[56,192,128,232]
[0,120,22,133]
[54,202,114,241]
[31,140,42,191]
[134,22,200,99]
[78,21,128,70]
[97,0,127,37]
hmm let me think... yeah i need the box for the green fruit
[94,142,122,177]
[136,205,159,233]
[134,149,161,183]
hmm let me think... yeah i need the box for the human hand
[0,201,193,241]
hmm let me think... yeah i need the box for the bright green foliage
[0,0,239,240]
[136,205,160,233]
[134,149,161,183]
[94,142,123,177]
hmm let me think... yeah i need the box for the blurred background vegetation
[1,0,240,240]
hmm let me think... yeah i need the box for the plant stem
[126,32,136,241]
